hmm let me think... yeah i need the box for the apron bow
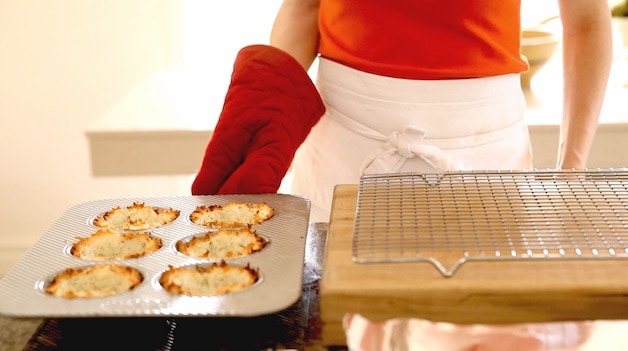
[361,125,473,175]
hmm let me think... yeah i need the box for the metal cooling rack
[353,169,628,277]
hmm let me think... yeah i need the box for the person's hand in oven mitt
[191,44,325,195]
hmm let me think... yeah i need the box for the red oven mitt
[191,44,326,195]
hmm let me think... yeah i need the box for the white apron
[290,58,533,222]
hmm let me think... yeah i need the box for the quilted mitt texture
[192,45,325,195]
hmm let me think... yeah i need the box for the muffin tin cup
[0,194,310,318]
[173,229,270,260]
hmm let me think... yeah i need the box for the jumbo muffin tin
[0,194,310,317]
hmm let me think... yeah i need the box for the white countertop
[0,317,41,351]
[85,68,218,176]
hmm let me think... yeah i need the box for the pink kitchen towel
[343,313,628,351]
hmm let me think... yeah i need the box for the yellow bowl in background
[520,29,560,89]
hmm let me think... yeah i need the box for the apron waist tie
[326,107,525,175]
[363,125,474,174]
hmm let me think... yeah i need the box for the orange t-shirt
[318,0,529,79]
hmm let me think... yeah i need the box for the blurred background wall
[0,0,280,276]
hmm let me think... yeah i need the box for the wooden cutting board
[320,184,628,346]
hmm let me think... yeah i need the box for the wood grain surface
[320,184,628,346]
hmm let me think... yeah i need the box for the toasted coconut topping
[176,227,266,259]
[93,202,180,230]
[45,264,143,298]
[189,202,274,228]
[159,262,259,296]
[71,229,162,261]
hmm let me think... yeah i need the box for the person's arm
[556,0,612,169]
[190,1,324,196]
[270,0,320,70]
